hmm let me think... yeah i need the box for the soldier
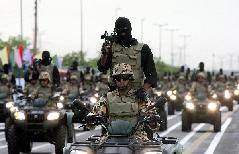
[226,72,236,91]
[31,72,53,106]
[23,71,39,96]
[95,72,109,97]
[26,51,60,88]
[190,72,209,100]
[0,74,11,100]
[97,17,157,100]
[82,66,94,94]
[94,63,155,141]
[62,75,80,100]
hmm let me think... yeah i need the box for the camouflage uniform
[94,63,153,141]
[62,75,80,100]
[0,74,10,100]
[190,72,209,99]
[23,82,39,96]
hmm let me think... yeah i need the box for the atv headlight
[14,111,25,120]
[6,101,13,108]
[212,94,217,99]
[185,94,192,101]
[208,102,218,111]
[47,112,60,120]
[57,102,64,109]
[170,95,176,100]
[90,97,97,104]
[186,102,195,110]
[94,93,99,98]
[173,90,177,95]
[155,91,162,96]
[224,90,231,99]
[167,90,172,96]
[60,96,64,101]
[234,89,239,96]
[10,106,18,113]
[70,150,88,154]
[144,152,162,154]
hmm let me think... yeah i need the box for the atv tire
[159,110,167,131]
[182,111,191,131]
[214,112,221,132]
[168,102,175,115]
[19,135,32,153]
[5,118,11,142]
[55,125,67,154]
[7,124,20,154]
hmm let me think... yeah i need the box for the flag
[0,47,9,64]
[9,48,15,68]
[23,48,32,65]
[52,54,58,66]
[15,48,23,68]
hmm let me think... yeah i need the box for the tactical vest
[111,43,144,88]
[24,82,38,96]
[68,84,79,99]
[37,64,53,82]
[194,83,207,100]
[70,70,81,83]
[106,90,138,124]
[36,86,52,100]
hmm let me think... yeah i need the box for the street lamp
[180,34,190,65]
[153,23,167,62]
[167,28,179,66]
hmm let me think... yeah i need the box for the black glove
[135,88,148,101]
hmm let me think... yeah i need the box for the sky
[1,0,239,71]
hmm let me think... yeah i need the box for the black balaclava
[3,64,9,74]
[86,66,90,74]
[180,66,185,73]
[219,68,223,75]
[72,61,78,70]
[199,62,204,72]
[41,51,52,65]
[115,17,132,47]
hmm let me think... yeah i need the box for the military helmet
[112,63,134,76]
[70,75,78,81]
[1,74,8,80]
[39,72,51,81]
[179,75,185,80]
[197,72,206,79]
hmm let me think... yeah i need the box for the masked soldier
[31,72,53,106]
[97,17,157,101]
[28,51,60,88]
[94,63,157,141]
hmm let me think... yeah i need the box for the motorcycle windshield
[107,120,134,135]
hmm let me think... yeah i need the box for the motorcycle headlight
[144,152,162,154]
[60,96,64,101]
[47,112,60,120]
[173,90,177,95]
[14,111,25,120]
[57,102,64,109]
[234,89,239,96]
[70,150,88,154]
[170,95,176,100]
[167,90,172,96]
[6,102,14,108]
[94,93,99,98]
[224,90,231,99]
[208,102,218,111]
[212,94,217,99]
[90,97,97,104]
[185,94,192,101]
[186,102,195,110]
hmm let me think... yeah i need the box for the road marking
[204,117,232,154]
[179,123,205,145]
[0,138,6,142]
[167,114,179,121]
[159,122,181,137]
[0,145,7,149]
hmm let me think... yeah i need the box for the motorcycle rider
[94,63,156,141]
[97,17,157,100]
[62,75,80,100]
[81,66,94,94]
[226,72,236,91]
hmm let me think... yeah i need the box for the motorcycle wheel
[214,112,221,132]
[182,111,191,132]
[168,102,175,115]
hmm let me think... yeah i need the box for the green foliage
[154,59,179,77]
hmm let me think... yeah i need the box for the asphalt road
[1,103,239,154]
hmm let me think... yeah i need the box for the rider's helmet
[112,63,134,80]
[197,72,206,81]
[70,75,78,81]
[1,74,8,83]
[39,72,51,82]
